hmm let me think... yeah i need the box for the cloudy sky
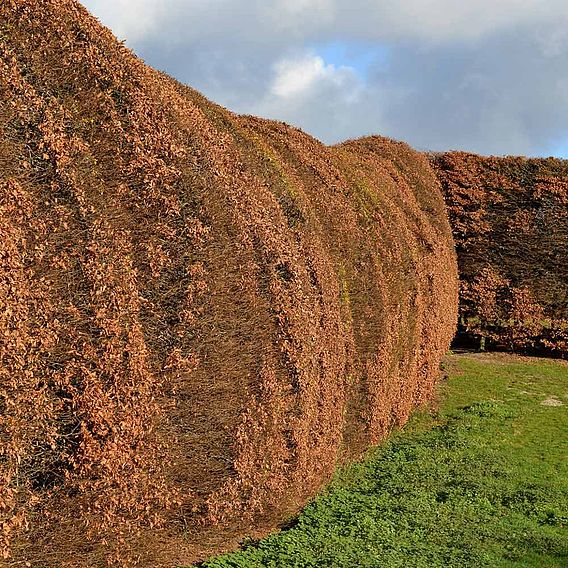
[81,0,568,157]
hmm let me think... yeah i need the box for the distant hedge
[432,152,568,357]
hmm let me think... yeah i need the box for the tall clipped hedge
[0,1,458,566]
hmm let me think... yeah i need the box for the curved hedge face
[0,1,457,566]
[432,152,568,357]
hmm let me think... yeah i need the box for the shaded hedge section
[432,152,568,358]
[0,1,459,566]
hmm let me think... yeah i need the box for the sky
[81,0,568,158]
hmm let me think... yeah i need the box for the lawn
[200,352,568,568]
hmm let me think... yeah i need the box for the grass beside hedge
[200,353,568,568]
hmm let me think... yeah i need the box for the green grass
[201,353,568,568]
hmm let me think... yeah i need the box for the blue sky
[314,41,390,80]
[82,0,568,158]
[552,139,568,159]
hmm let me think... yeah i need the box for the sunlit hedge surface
[0,1,458,566]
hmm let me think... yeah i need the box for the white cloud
[83,0,568,46]
[83,0,164,41]
[348,0,547,43]
[264,0,335,36]
[271,55,345,98]
[270,0,333,22]
[249,53,383,143]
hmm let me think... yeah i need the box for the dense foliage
[0,1,457,566]
[432,152,568,357]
